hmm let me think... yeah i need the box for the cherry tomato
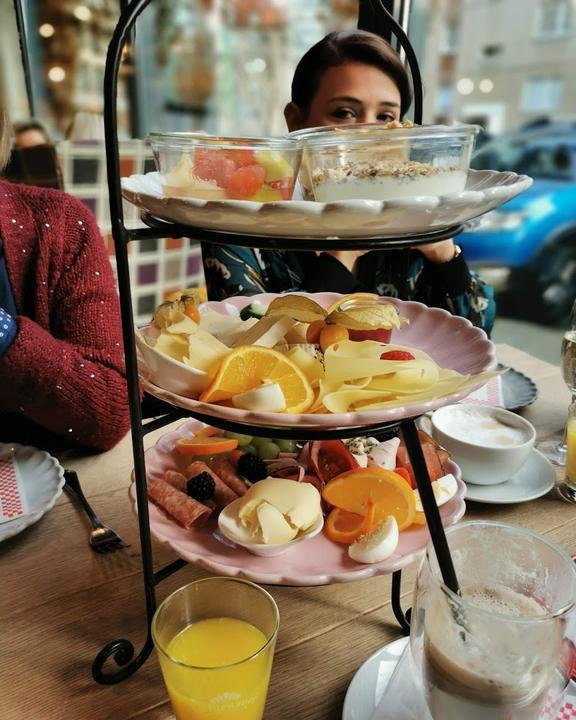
[380,350,415,361]
[309,440,358,485]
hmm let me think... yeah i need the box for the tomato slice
[396,441,444,487]
[308,440,358,485]
[175,436,238,457]
[393,466,413,488]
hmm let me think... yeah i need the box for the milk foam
[437,406,529,447]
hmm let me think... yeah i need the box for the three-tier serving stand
[94,0,470,685]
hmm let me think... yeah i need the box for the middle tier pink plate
[139,292,497,430]
[130,419,467,586]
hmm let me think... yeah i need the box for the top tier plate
[121,169,532,240]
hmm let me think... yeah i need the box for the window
[534,0,573,38]
[521,77,564,112]
[440,21,459,53]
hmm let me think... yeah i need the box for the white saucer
[464,449,555,504]
[0,443,65,542]
[343,637,576,720]
[342,636,409,720]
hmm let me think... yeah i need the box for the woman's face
[286,62,402,131]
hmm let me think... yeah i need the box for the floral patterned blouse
[202,245,495,335]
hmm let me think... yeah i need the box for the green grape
[252,436,271,448]
[276,439,297,453]
[257,441,280,460]
[242,444,257,456]
[225,431,253,446]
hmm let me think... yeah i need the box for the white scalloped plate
[139,293,497,431]
[0,443,65,542]
[121,169,532,239]
[129,419,467,586]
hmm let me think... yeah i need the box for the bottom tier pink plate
[129,419,466,586]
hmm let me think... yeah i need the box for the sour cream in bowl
[430,404,536,485]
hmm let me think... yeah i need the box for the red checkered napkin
[0,455,28,523]
[556,701,576,719]
[462,374,503,407]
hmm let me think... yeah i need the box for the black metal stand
[95,0,450,684]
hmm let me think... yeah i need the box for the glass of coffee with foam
[410,521,576,720]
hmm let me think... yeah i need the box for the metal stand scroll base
[96,0,450,685]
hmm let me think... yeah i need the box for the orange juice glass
[152,578,279,720]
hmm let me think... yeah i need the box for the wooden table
[2,345,574,720]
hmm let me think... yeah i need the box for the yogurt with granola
[311,162,467,202]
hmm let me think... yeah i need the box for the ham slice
[185,461,239,507]
[147,477,211,529]
[208,456,248,496]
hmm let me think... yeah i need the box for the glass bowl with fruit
[290,123,479,202]
[149,132,302,202]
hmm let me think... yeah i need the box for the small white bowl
[135,325,208,398]
[431,404,536,485]
[217,497,324,557]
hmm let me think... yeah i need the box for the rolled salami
[185,461,239,507]
[147,476,212,529]
[208,456,248,496]
[163,470,188,492]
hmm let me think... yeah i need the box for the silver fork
[63,470,129,553]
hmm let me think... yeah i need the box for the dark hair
[291,30,412,118]
[13,119,51,142]
[0,110,11,170]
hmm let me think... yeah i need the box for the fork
[63,470,129,553]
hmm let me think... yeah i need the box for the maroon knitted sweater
[0,180,130,452]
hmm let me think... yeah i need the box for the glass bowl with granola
[291,122,479,202]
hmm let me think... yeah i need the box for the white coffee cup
[430,404,535,485]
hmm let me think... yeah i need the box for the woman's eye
[377,113,397,122]
[331,108,356,120]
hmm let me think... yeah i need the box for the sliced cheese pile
[311,340,497,414]
[235,478,322,544]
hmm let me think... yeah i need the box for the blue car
[458,122,576,323]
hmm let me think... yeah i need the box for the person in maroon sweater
[0,110,130,452]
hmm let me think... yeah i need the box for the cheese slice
[154,333,190,362]
[186,329,230,374]
[200,310,258,344]
[165,316,199,335]
[238,477,321,532]
[231,315,297,348]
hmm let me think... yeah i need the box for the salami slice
[208,456,248,496]
[185,461,239,507]
[147,476,212,529]
[163,470,188,492]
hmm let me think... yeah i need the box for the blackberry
[237,452,268,483]
[186,472,215,502]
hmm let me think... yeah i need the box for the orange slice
[175,436,238,456]
[322,467,416,531]
[199,345,315,414]
[324,502,376,544]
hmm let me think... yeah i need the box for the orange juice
[566,416,576,483]
[159,617,273,720]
